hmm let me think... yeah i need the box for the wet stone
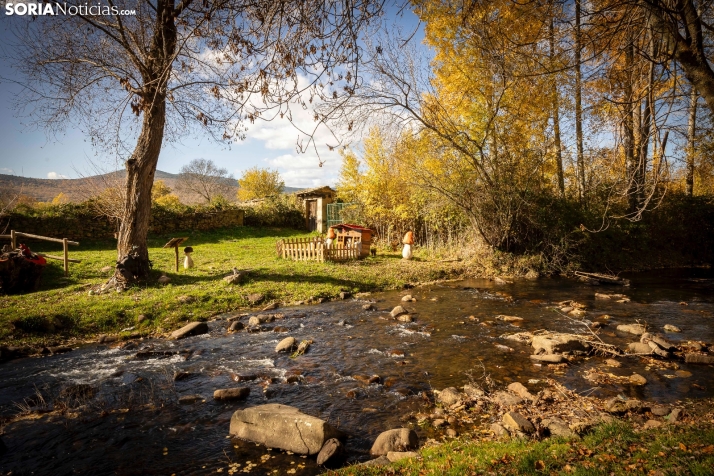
[684,353,714,364]
[530,354,566,364]
[170,322,209,340]
[276,337,296,353]
[178,394,203,404]
[663,324,682,333]
[390,306,408,318]
[630,374,648,385]
[617,324,647,336]
[507,382,536,402]
[605,358,622,367]
[437,387,462,406]
[228,321,244,332]
[317,438,343,466]
[214,387,250,401]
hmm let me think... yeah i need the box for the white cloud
[47,172,69,179]
[0,168,14,175]
[264,151,341,189]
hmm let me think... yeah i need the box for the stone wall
[1,208,244,242]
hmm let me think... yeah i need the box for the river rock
[496,315,523,322]
[262,302,279,311]
[530,354,567,363]
[390,306,408,318]
[370,428,418,456]
[178,394,204,404]
[230,404,342,455]
[569,309,587,317]
[246,293,265,305]
[647,340,671,358]
[387,451,418,462]
[542,417,574,438]
[507,382,536,402]
[214,387,250,401]
[228,321,244,332]
[432,418,446,428]
[362,303,376,311]
[668,408,683,422]
[397,314,413,323]
[617,324,647,336]
[492,391,523,407]
[401,294,414,302]
[663,324,682,333]
[276,337,296,353]
[649,334,677,351]
[605,358,622,367]
[339,291,351,300]
[463,384,485,399]
[249,314,274,326]
[490,423,510,437]
[317,438,344,466]
[532,334,590,354]
[437,387,461,406]
[502,412,535,434]
[684,353,714,364]
[170,322,209,340]
[651,405,671,416]
[604,398,643,414]
[630,374,647,385]
[627,342,652,354]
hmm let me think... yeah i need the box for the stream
[1,269,713,475]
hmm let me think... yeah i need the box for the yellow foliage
[237,167,284,201]
[152,180,172,201]
[154,193,182,208]
[51,192,69,205]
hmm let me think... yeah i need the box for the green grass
[1,226,466,346]
[333,421,714,476]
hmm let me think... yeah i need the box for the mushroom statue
[402,230,414,260]
[183,246,194,269]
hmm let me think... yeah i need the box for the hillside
[0,171,304,204]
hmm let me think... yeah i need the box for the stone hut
[295,186,335,233]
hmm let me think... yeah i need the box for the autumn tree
[6,0,384,286]
[176,159,232,204]
[237,167,285,201]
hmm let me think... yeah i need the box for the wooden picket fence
[276,237,359,262]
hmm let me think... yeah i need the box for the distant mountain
[0,171,308,204]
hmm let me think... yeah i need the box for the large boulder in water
[229,404,342,455]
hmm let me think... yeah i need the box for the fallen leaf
[535,460,545,470]
[679,443,688,451]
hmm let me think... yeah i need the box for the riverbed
[1,269,712,475]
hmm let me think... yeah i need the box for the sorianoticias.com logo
[3,1,136,16]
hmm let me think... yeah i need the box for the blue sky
[0,4,423,188]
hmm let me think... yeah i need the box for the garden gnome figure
[402,230,414,260]
[326,227,336,249]
[183,246,194,269]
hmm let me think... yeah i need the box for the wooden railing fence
[0,230,81,276]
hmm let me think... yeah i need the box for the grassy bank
[1,226,468,346]
[334,420,714,476]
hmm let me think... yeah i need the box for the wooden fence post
[10,230,16,249]
[62,238,69,277]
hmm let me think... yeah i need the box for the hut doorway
[307,200,318,231]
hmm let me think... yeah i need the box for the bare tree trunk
[116,100,166,278]
[574,0,586,205]
[686,87,698,196]
[113,0,177,285]
[638,38,655,208]
[550,14,565,197]
[624,40,637,213]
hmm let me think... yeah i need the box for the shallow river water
[1,269,713,475]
